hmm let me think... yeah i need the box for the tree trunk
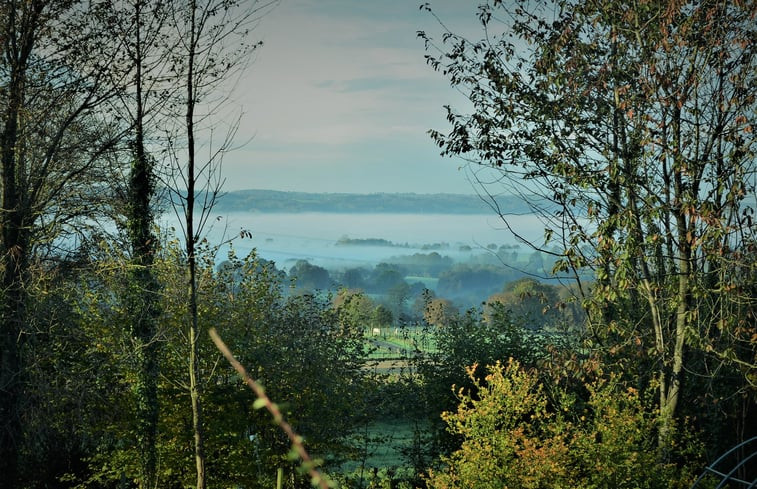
[0,13,35,483]
[186,2,206,486]
[127,1,161,485]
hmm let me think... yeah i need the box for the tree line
[206,189,532,214]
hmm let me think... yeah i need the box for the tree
[436,264,512,306]
[109,1,177,485]
[414,307,543,457]
[71,245,368,487]
[290,259,332,291]
[333,288,374,329]
[0,2,121,483]
[423,297,458,328]
[372,304,394,329]
[166,249,368,487]
[420,0,756,448]
[370,263,406,293]
[486,278,561,330]
[387,281,411,323]
[341,267,367,289]
[163,1,276,485]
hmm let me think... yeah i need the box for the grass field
[336,328,435,486]
[366,327,438,358]
[339,419,426,479]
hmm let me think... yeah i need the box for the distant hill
[211,189,530,214]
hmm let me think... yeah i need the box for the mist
[162,211,550,271]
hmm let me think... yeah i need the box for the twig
[209,328,332,489]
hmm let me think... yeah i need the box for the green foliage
[436,264,516,307]
[385,252,454,277]
[14,262,115,488]
[369,263,407,294]
[289,259,333,291]
[427,360,699,489]
[372,304,394,329]
[340,268,369,289]
[336,236,397,247]
[414,305,545,457]
[386,282,412,322]
[333,289,375,330]
[485,278,585,331]
[423,297,458,328]
[64,241,369,488]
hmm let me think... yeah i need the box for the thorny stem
[209,328,332,489]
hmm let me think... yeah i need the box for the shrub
[427,360,698,489]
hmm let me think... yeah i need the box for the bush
[427,360,699,489]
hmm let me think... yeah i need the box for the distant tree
[387,281,412,322]
[370,263,406,293]
[486,278,561,330]
[423,297,458,328]
[372,304,394,329]
[413,287,436,319]
[387,251,454,276]
[333,288,374,329]
[341,267,367,289]
[436,264,512,304]
[525,251,546,275]
[290,260,332,290]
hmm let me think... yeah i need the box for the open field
[339,419,424,476]
[366,328,438,355]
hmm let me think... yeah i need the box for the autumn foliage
[427,359,698,489]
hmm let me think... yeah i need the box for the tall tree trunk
[127,1,160,485]
[658,206,691,448]
[185,2,206,486]
[0,5,38,482]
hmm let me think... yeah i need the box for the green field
[338,418,428,488]
[366,327,438,357]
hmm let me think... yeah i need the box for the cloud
[232,0,454,139]
[215,0,477,193]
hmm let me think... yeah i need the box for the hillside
[212,189,532,214]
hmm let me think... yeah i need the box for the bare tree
[162,0,277,486]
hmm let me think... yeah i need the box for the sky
[217,0,480,194]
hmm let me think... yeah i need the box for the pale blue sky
[219,0,480,194]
